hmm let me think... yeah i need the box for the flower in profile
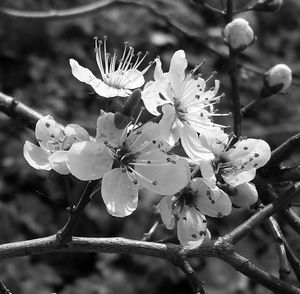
[190,128,271,186]
[141,50,224,155]
[158,177,231,248]
[70,36,151,98]
[261,64,292,97]
[66,111,189,217]
[23,115,90,175]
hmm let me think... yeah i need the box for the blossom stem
[241,99,258,116]
[56,180,99,244]
[225,0,242,140]
[142,220,160,241]
[63,176,75,210]
[0,280,12,294]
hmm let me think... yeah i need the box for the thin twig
[261,132,300,173]
[178,259,205,294]
[193,0,225,15]
[225,0,242,139]
[225,183,300,244]
[282,238,300,282]
[265,216,290,281]
[275,166,300,182]
[281,209,300,236]
[57,181,99,244]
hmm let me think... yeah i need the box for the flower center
[174,100,188,121]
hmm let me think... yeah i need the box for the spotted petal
[101,168,139,217]
[177,206,207,249]
[191,178,232,217]
[133,151,189,195]
[225,138,271,170]
[35,115,64,152]
[157,195,175,229]
[66,141,113,181]
[23,141,51,170]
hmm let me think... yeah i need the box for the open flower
[70,37,151,98]
[189,129,271,186]
[158,177,231,248]
[23,115,90,175]
[66,111,189,217]
[141,50,224,154]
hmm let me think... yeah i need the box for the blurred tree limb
[1,1,300,87]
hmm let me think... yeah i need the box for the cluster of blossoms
[24,38,271,248]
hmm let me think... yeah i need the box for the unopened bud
[253,0,283,13]
[223,18,254,51]
[231,183,258,208]
[261,64,292,97]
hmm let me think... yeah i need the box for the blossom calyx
[253,0,283,13]
[261,64,292,97]
[223,18,255,51]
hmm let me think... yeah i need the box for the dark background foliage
[1,0,300,293]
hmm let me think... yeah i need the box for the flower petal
[48,150,70,175]
[64,124,90,144]
[157,195,175,229]
[191,178,232,217]
[101,168,139,217]
[225,138,271,170]
[69,59,131,98]
[199,160,216,182]
[35,115,64,152]
[181,124,215,161]
[23,141,51,170]
[123,69,145,89]
[169,50,187,98]
[96,110,123,146]
[177,206,207,249]
[141,81,168,116]
[223,168,257,186]
[133,151,189,195]
[231,182,258,208]
[158,104,182,146]
[67,141,113,181]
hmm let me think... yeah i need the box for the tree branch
[224,183,300,244]
[261,132,300,173]
[0,92,42,130]
[282,238,300,282]
[0,235,300,293]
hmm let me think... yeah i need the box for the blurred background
[1,0,300,293]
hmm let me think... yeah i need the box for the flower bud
[231,183,258,208]
[253,0,283,13]
[223,18,254,51]
[261,64,292,97]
